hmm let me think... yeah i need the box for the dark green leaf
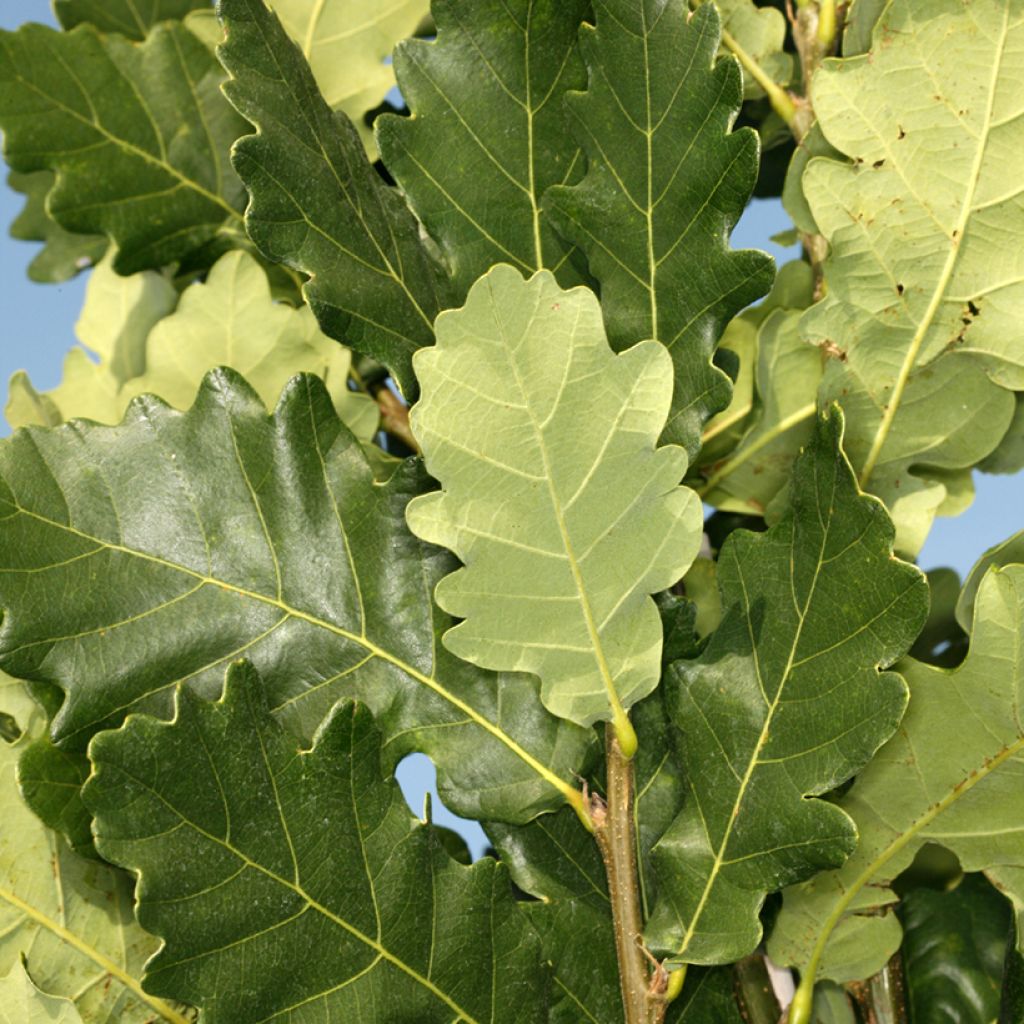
[646,408,928,965]
[6,171,106,283]
[55,0,211,39]
[217,0,454,399]
[545,1,772,455]
[0,369,592,823]
[378,0,590,294]
[0,22,248,274]
[900,875,1010,1024]
[84,663,548,1023]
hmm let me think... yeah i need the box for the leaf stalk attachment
[592,726,666,1024]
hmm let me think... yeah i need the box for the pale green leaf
[545,1,773,455]
[6,252,178,431]
[0,962,83,1024]
[799,0,1024,543]
[0,681,190,1024]
[0,369,592,823]
[54,0,211,38]
[6,171,106,284]
[218,0,454,399]
[0,22,248,274]
[822,353,1014,554]
[124,251,379,438]
[980,393,1024,474]
[956,527,1024,633]
[701,306,820,515]
[646,409,928,965]
[7,251,378,442]
[273,0,430,158]
[377,0,589,293]
[707,0,793,100]
[406,265,702,733]
[85,663,547,1024]
[768,565,1024,986]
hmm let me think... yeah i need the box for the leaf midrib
[0,871,188,1024]
[857,2,1010,486]
[4,501,576,805]
[675,466,834,957]
[803,728,1024,979]
[6,29,243,226]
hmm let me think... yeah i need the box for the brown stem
[593,726,666,1024]
[371,384,419,453]
[735,954,782,1024]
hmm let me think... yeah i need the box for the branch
[592,727,671,1024]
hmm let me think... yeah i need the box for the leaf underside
[0,682,186,1023]
[802,0,1024,548]
[769,563,1024,983]
[407,265,703,729]
[646,408,928,965]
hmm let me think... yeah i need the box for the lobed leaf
[709,0,793,100]
[768,564,1024,985]
[646,408,928,965]
[85,663,547,1024]
[406,265,702,734]
[0,962,83,1024]
[377,0,590,294]
[0,369,591,823]
[7,251,378,443]
[545,1,773,455]
[6,170,106,283]
[0,21,248,274]
[217,0,454,399]
[799,0,1024,549]
[0,681,189,1023]
[54,0,211,38]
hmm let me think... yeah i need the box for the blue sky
[2,2,1021,857]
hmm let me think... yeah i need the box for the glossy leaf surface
[407,266,702,730]
[901,875,1010,1024]
[546,1,772,454]
[272,0,430,157]
[378,0,589,293]
[0,22,248,274]
[647,410,928,965]
[0,370,591,823]
[218,0,453,399]
[769,565,1024,983]
[85,664,547,1024]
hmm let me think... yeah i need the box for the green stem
[720,27,798,129]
